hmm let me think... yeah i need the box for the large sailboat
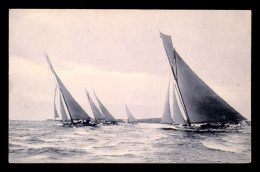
[159,32,247,129]
[92,90,118,125]
[125,104,137,124]
[45,53,96,126]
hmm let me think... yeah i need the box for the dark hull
[102,121,118,125]
[61,121,98,127]
[171,122,245,132]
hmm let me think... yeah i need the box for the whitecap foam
[202,140,248,153]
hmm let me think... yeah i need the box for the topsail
[160,32,246,124]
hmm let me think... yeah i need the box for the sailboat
[45,53,96,126]
[85,89,105,124]
[159,32,247,129]
[125,104,137,124]
[92,90,118,125]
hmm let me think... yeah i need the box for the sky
[9,10,251,121]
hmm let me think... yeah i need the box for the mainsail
[125,104,137,123]
[160,81,173,124]
[45,53,91,122]
[54,86,60,120]
[160,32,246,124]
[85,89,105,120]
[93,90,116,122]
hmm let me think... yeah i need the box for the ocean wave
[102,152,137,158]
[26,137,46,144]
[9,143,23,148]
[26,146,87,157]
[9,120,251,163]
[9,148,24,153]
[119,141,143,145]
[201,140,245,153]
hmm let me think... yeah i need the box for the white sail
[85,89,105,120]
[45,53,91,121]
[125,104,137,123]
[172,81,187,124]
[161,81,173,124]
[93,90,116,122]
[59,92,69,121]
[54,86,60,120]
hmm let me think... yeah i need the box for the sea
[9,120,251,163]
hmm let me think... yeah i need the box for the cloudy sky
[9,10,251,121]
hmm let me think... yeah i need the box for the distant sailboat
[92,90,118,125]
[85,89,105,124]
[125,104,137,124]
[159,32,247,129]
[45,53,96,126]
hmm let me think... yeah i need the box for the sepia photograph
[9,9,251,163]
